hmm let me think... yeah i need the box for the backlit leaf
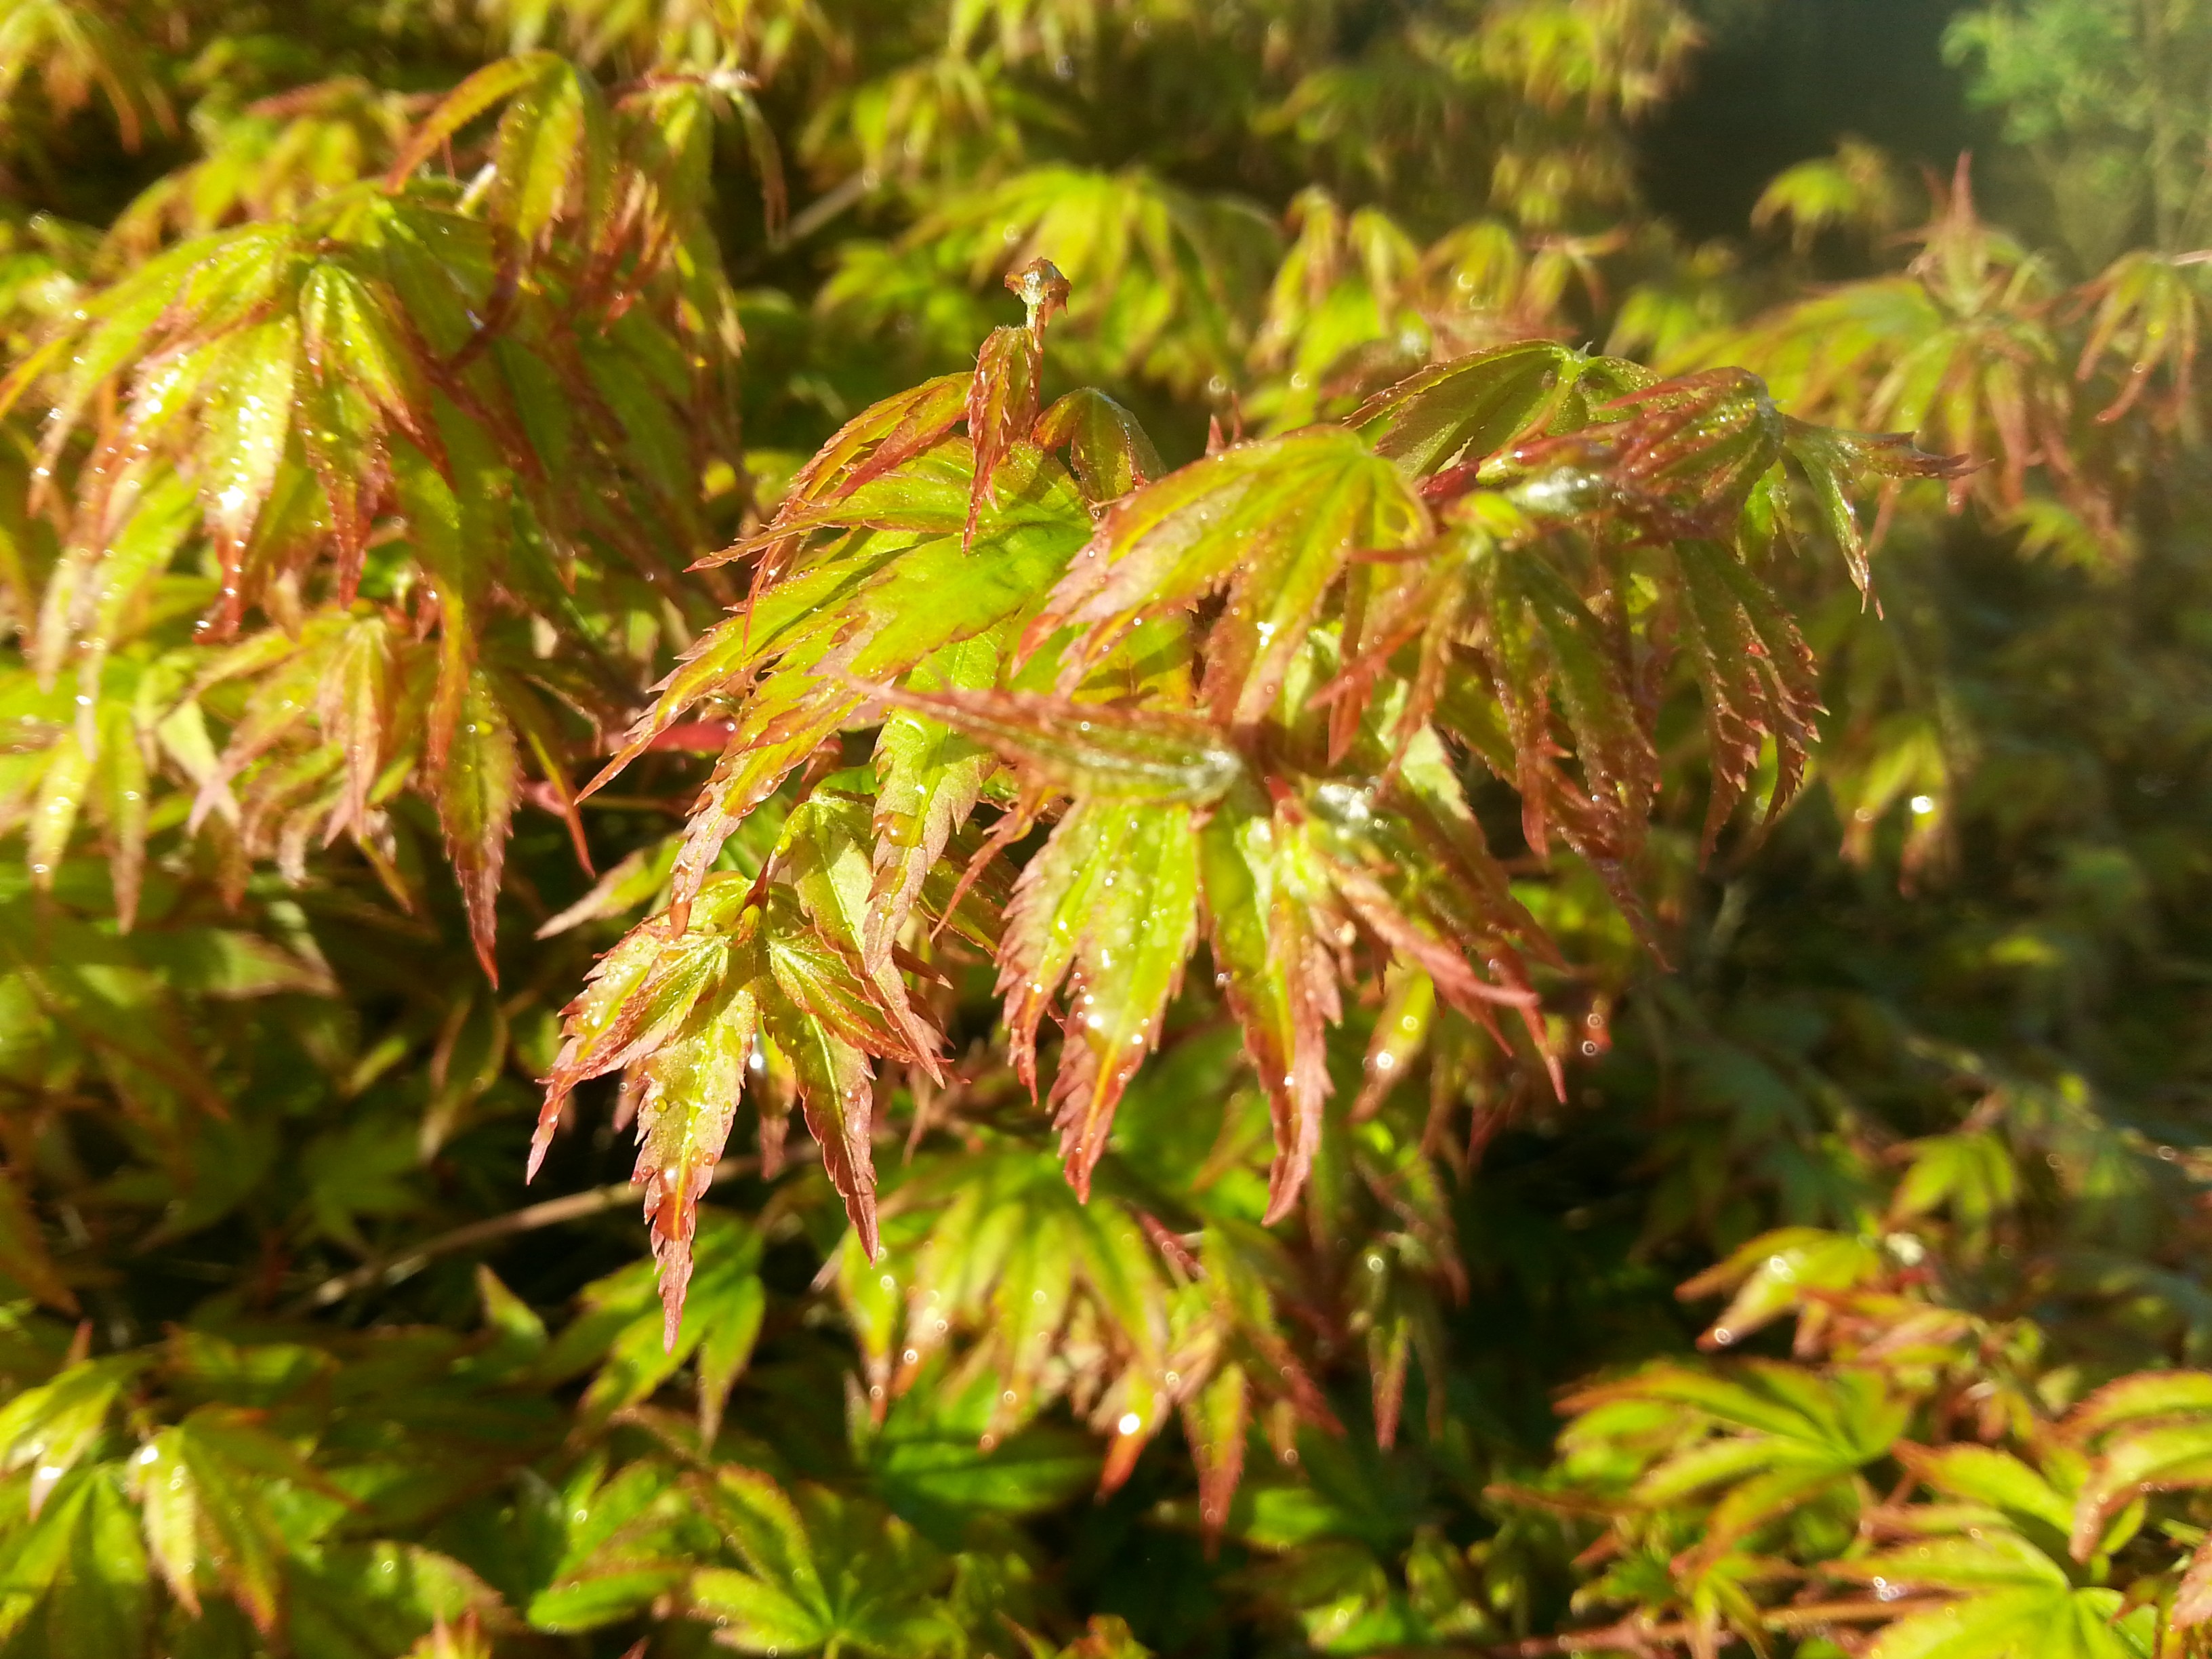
[436,668,521,983]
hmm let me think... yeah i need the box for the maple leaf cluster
[536,254,1957,1396]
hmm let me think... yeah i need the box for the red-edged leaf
[198,318,301,633]
[496,668,592,871]
[1183,1363,1247,1541]
[779,794,944,1078]
[1299,779,1555,1100]
[635,968,761,1349]
[1034,387,1162,505]
[436,668,521,983]
[1351,338,1582,475]
[295,375,390,606]
[663,692,857,930]
[965,325,1043,548]
[1022,426,1428,725]
[384,52,566,188]
[1673,538,1822,851]
[703,375,970,581]
[531,880,756,1177]
[1782,419,1968,594]
[1196,803,1338,1223]
[92,700,149,933]
[761,930,888,1258]
[26,726,92,890]
[864,637,1000,975]
[1354,962,1434,1122]
[486,59,610,253]
[1001,799,1201,1195]
[315,614,394,844]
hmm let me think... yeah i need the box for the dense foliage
[3,1,2212,1656]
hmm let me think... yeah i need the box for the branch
[779,167,878,248]
[287,1153,773,1315]
[731,167,879,278]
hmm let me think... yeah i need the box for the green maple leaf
[687,1468,962,1658]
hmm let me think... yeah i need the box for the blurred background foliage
[3,1,2212,1656]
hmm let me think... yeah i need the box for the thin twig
[1477,1597,1943,1656]
[287,1154,763,1315]
[731,168,878,279]
[779,167,878,248]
